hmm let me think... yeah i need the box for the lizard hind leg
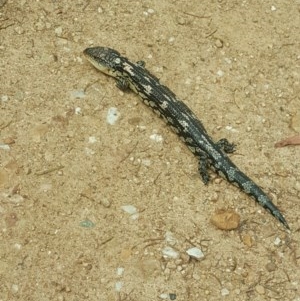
[116,76,129,91]
[217,138,236,154]
[198,151,211,185]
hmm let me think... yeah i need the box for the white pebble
[121,205,139,220]
[106,107,120,125]
[55,26,63,36]
[116,267,124,276]
[150,133,163,142]
[141,159,151,166]
[14,243,22,250]
[115,281,123,292]
[159,293,169,299]
[11,284,19,293]
[121,205,137,215]
[88,136,97,144]
[162,246,179,259]
[70,89,86,99]
[75,107,82,115]
[221,288,229,296]
[1,95,8,102]
[217,70,224,77]
[0,144,10,151]
[186,247,205,260]
[274,237,281,246]
[168,37,175,43]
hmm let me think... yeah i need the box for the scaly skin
[83,46,289,230]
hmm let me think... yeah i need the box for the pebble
[290,112,300,132]
[220,288,229,296]
[215,39,223,48]
[265,262,277,272]
[150,133,163,142]
[11,284,19,293]
[186,247,205,260]
[162,246,179,259]
[1,95,9,102]
[116,267,124,276]
[79,219,95,228]
[177,17,186,25]
[271,5,277,11]
[0,144,10,151]
[106,107,120,125]
[75,107,82,115]
[216,70,224,77]
[55,26,63,36]
[100,198,111,208]
[274,237,281,246]
[255,285,265,295]
[121,205,139,220]
[70,89,85,99]
[115,281,123,292]
[210,209,240,230]
[88,136,97,144]
[242,234,254,247]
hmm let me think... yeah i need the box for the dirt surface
[1,1,300,300]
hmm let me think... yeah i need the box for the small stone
[211,209,240,230]
[274,237,281,246]
[220,288,229,296]
[177,17,186,25]
[11,284,19,293]
[290,112,300,132]
[150,133,163,142]
[75,107,82,115]
[168,37,175,43]
[115,281,123,292]
[0,144,10,151]
[100,198,111,208]
[116,267,124,276]
[255,285,265,295]
[265,262,277,272]
[121,205,137,215]
[242,234,254,247]
[186,247,205,260]
[215,38,223,48]
[55,26,63,36]
[162,246,179,259]
[1,95,9,102]
[216,70,224,77]
[159,294,168,299]
[79,219,95,228]
[70,89,86,99]
[106,107,120,125]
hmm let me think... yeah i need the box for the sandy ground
[1,1,300,300]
